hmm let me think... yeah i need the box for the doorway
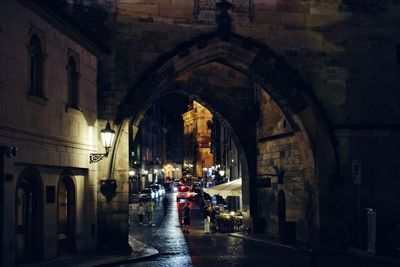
[57,176,76,254]
[277,190,286,241]
[16,172,43,262]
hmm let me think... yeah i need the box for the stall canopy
[203,178,242,199]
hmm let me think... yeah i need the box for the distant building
[129,105,167,192]
[182,100,213,177]
[211,119,241,182]
[165,113,184,180]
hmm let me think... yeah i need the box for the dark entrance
[57,176,76,254]
[16,171,43,262]
[277,190,297,244]
[277,189,286,238]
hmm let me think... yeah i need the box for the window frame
[66,54,80,111]
[27,26,48,104]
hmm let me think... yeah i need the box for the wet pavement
[116,193,400,267]
[125,194,192,267]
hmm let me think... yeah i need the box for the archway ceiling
[116,32,310,128]
[163,78,257,149]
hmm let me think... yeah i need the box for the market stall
[203,178,241,199]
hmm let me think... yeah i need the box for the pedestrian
[146,198,155,226]
[209,203,217,233]
[182,201,191,233]
[203,203,211,234]
[137,201,146,225]
[162,195,168,216]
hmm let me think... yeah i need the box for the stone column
[97,121,131,253]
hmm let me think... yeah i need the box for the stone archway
[109,32,336,242]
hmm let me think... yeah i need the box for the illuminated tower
[181,100,213,177]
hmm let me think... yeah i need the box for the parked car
[139,188,155,200]
[151,188,159,198]
[156,184,165,195]
[176,185,191,202]
[150,184,164,196]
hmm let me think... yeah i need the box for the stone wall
[257,89,316,242]
[72,0,400,246]
[0,0,99,265]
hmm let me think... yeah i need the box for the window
[67,57,79,109]
[28,35,44,97]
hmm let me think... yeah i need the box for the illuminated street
[119,194,399,267]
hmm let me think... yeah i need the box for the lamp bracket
[89,152,108,164]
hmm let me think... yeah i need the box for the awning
[203,179,242,199]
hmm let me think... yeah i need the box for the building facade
[164,113,184,181]
[211,119,241,183]
[129,104,167,192]
[0,0,107,265]
[182,100,213,178]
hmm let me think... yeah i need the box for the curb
[92,251,159,267]
[228,233,306,252]
[92,236,160,267]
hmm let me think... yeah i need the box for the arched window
[28,34,44,96]
[67,57,79,109]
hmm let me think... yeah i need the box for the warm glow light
[154,169,158,174]
[218,170,225,176]
[128,170,135,176]
[101,121,115,151]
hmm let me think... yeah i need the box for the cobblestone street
[120,194,400,267]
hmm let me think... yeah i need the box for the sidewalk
[229,232,400,266]
[19,236,159,267]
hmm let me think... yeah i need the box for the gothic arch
[112,32,337,238]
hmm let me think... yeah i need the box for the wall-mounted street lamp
[128,169,135,177]
[218,169,225,177]
[90,121,115,164]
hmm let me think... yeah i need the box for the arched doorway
[57,176,76,254]
[15,168,43,262]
